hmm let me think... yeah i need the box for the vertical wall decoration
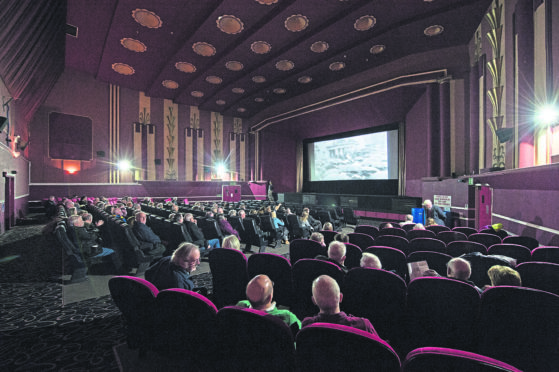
[485,0,506,168]
[134,92,156,180]
[229,117,245,181]
[186,106,204,180]
[164,100,178,180]
[211,112,223,179]
[109,84,119,183]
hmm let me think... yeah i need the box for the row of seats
[110,274,557,371]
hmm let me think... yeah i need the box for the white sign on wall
[434,195,452,209]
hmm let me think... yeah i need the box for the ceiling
[66,0,491,120]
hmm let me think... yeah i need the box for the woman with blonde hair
[222,235,241,250]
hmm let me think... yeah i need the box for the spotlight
[215,162,227,177]
[118,160,131,171]
[535,105,559,126]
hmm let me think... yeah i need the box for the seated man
[66,215,112,258]
[401,214,414,225]
[145,242,205,293]
[302,275,377,335]
[303,207,322,231]
[310,232,325,247]
[44,195,58,219]
[236,274,301,333]
[360,252,382,269]
[315,241,348,274]
[183,213,220,255]
[132,212,166,257]
[422,257,483,293]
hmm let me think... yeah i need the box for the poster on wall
[434,195,452,210]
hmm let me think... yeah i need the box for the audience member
[333,233,349,243]
[44,195,58,219]
[310,232,326,247]
[302,275,377,335]
[383,223,394,229]
[423,199,446,226]
[132,212,166,257]
[217,214,240,240]
[303,207,322,231]
[299,211,314,238]
[271,210,289,244]
[67,215,114,259]
[316,241,348,274]
[183,213,220,254]
[145,243,204,292]
[401,214,414,225]
[422,257,483,293]
[236,274,301,332]
[322,222,334,231]
[222,235,241,250]
[360,252,382,269]
[426,217,437,226]
[487,265,522,287]
[413,223,426,230]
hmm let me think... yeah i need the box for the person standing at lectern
[422,199,446,226]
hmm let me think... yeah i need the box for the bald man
[236,275,301,332]
[315,241,348,274]
[422,257,482,293]
[302,275,377,335]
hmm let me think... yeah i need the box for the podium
[223,185,241,202]
[412,208,425,224]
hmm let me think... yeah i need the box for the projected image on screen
[308,130,398,181]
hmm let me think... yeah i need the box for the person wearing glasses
[145,242,201,291]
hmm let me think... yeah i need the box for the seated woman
[222,235,241,250]
[486,265,522,289]
[322,222,334,231]
[217,214,240,240]
[271,211,289,244]
[299,211,314,239]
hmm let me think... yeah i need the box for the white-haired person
[423,199,446,226]
[222,235,241,250]
[315,241,348,274]
[360,252,382,269]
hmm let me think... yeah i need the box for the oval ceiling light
[255,0,278,4]
[273,88,286,94]
[216,99,226,105]
[354,15,376,31]
[162,80,179,89]
[132,9,162,28]
[193,42,216,57]
[369,44,386,54]
[276,60,294,71]
[112,63,135,75]
[191,91,204,98]
[226,61,244,71]
[424,24,444,36]
[175,62,196,73]
[310,41,329,53]
[121,38,146,52]
[237,107,247,113]
[206,76,223,84]
[329,62,345,71]
[217,15,244,34]
[252,75,266,83]
[298,76,312,84]
[285,14,309,32]
[232,88,245,94]
[251,41,272,54]
[255,97,264,102]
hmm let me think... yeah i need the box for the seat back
[374,235,410,255]
[108,276,159,351]
[426,225,451,234]
[487,243,531,264]
[365,246,408,279]
[342,268,407,347]
[291,259,344,319]
[343,242,362,269]
[407,251,452,277]
[289,239,326,266]
[286,214,305,239]
[408,237,447,254]
[516,262,559,295]
[342,208,359,225]
[405,277,480,352]
[154,289,217,363]
[437,231,468,244]
[502,235,539,250]
[243,217,268,251]
[296,323,401,372]
[354,224,379,238]
[201,218,224,241]
[478,286,559,371]
[479,227,509,239]
[319,230,338,246]
[531,246,559,264]
[378,227,407,238]
[208,248,248,308]
[403,347,522,372]
[446,240,487,257]
[347,232,375,250]
[452,226,478,237]
[469,233,501,248]
[406,229,436,241]
[248,253,293,307]
[216,307,295,372]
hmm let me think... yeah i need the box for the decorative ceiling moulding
[276,60,295,71]
[252,76,267,83]
[310,41,329,53]
[354,15,376,31]
[112,63,135,75]
[251,41,272,54]
[329,62,345,71]
[250,69,449,132]
[273,88,286,94]
[120,38,146,53]
[298,76,312,84]
[285,14,309,32]
[205,76,223,84]
[255,97,264,102]
[175,62,196,73]
[191,91,204,98]
[232,88,245,94]
[226,61,244,71]
[237,107,247,113]
[193,42,216,57]
[162,80,179,89]
[216,100,226,105]
[255,0,278,4]
[216,15,244,34]
[486,57,503,87]
[370,44,386,54]
[424,25,444,36]
[132,9,162,29]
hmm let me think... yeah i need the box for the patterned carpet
[0,218,212,371]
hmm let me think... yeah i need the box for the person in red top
[302,275,377,335]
